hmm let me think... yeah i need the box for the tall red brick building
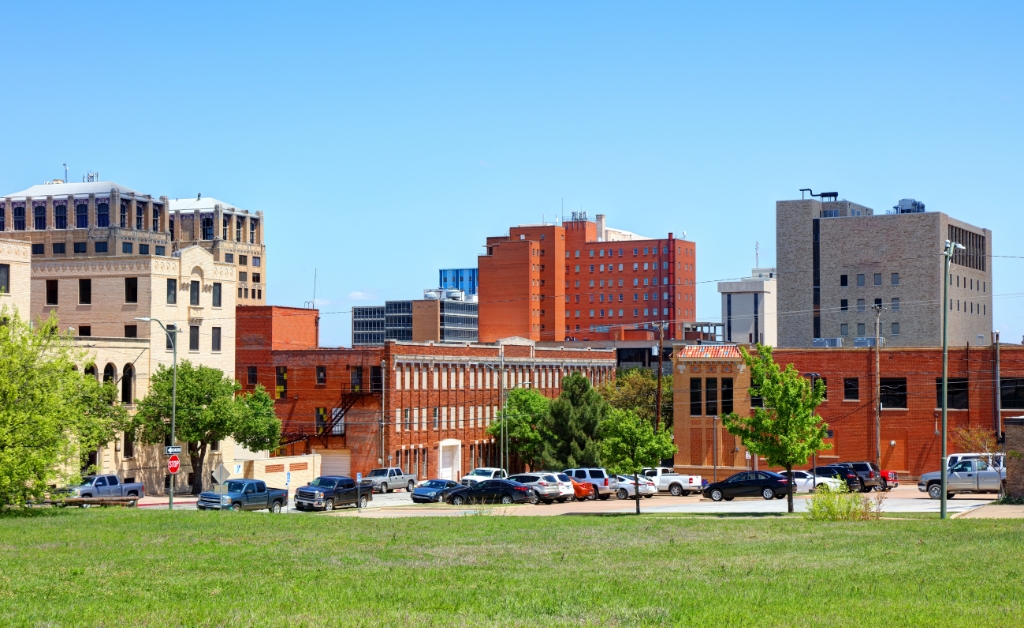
[237,306,617,480]
[478,212,696,344]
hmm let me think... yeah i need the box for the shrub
[804,482,885,521]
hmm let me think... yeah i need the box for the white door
[316,449,351,477]
[440,447,454,480]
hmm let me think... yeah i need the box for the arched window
[55,205,67,229]
[152,205,161,231]
[121,364,134,404]
[84,364,97,379]
[201,217,214,240]
[13,206,25,230]
[75,203,88,228]
[97,203,110,227]
[34,206,46,230]
[103,363,116,382]
[120,202,128,228]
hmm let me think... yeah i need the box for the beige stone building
[776,197,992,348]
[0,238,31,314]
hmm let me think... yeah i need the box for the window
[32,244,43,255]
[873,273,882,286]
[891,322,900,336]
[136,205,144,230]
[689,378,702,416]
[253,273,261,284]
[857,323,865,336]
[880,378,907,409]
[79,279,91,305]
[161,278,175,305]
[75,204,88,228]
[931,377,970,409]
[840,299,848,311]
[1001,378,1024,410]
[97,203,109,227]
[857,274,865,287]
[190,280,200,306]
[249,220,257,243]
[165,324,176,350]
[201,217,213,240]
[122,242,133,254]
[705,378,718,416]
[155,245,165,256]
[239,255,248,265]
[239,271,248,283]
[52,243,65,255]
[73,242,87,254]
[139,244,150,255]
[840,323,849,336]
[891,273,900,286]
[276,366,287,398]
[55,205,67,229]
[874,298,882,308]
[213,283,222,307]
[189,325,199,351]
[891,298,900,311]
[316,366,326,385]
[252,256,261,267]
[721,378,733,414]
[78,326,91,337]
[94,241,107,253]
[13,206,25,230]
[34,206,46,229]
[124,325,137,338]
[225,253,234,263]
[857,299,865,312]
[125,277,138,303]
[45,280,58,305]
[844,378,859,400]
[0,264,11,294]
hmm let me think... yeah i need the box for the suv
[836,461,882,492]
[810,465,860,491]
[563,468,618,500]
[508,473,562,504]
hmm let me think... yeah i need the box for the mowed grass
[1,509,1022,627]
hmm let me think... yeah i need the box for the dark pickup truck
[197,479,289,512]
[295,476,372,511]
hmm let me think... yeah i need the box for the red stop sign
[168,455,181,475]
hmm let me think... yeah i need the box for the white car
[615,475,658,499]
[553,473,576,502]
[789,470,843,493]
[460,467,507,486]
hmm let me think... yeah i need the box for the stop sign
[168,455,181,475]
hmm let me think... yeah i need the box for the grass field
[1,509,1022,627]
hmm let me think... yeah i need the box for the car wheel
[879,478,889,492]
[324,499,334,512]
[501,494,514,505]
[859,480,870,493]
[724,497,734,501]
[407,481,415,492]
[599,493,610,501]
[232,502,243,511]
[557,497,567,503]
[452,495,465,506]
[270,501,282,513]
[669,484,683,497]
[380,483,388,494]
[358,495,368,508]
[616,488,628,500]
[643,494,653,499]
[589,485,599,500]
[710,489,724,501]
[947,493,955,500]
[762,487,775,500]
[927,483,942,499]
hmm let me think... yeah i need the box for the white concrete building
[718,268,777,346]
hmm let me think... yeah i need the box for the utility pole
[499,347,505,474]
[873,304,886,468]
[655,323,665,431]
[380,359,386,467]
[941,240,964,520]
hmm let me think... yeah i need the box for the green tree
[131,361,281,495]
[487,387,549,471]
[600,408,677,514]
[0,308,127,507]
[722,344,829,513]
[539,372,609,470]
[600,368,673,430]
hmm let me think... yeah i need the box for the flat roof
[3,181,142,199]
[169,197,249,213]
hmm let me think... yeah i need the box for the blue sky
[2,2,1022,346]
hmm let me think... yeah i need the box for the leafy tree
[538,372,609,470]
[600,368,673,430]
[0,308,127,507]
[599,408,677,514]
[486,387,549,471]
[131,361,281,495]
[721,344,829,513]
[952,426,999,457]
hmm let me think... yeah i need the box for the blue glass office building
[439,268,478,296]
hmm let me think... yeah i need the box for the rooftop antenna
[197,193,202,200]
[63,163,67,183]
[756,241,759,267]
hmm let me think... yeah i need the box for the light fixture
[890,440,897,447]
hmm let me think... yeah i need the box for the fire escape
[280,365,383,449]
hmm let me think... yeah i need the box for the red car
[569,477,595,500]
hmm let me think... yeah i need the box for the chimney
[596,214,606,242]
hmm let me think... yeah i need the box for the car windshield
[468,469,493,477]
[82,476,97,484]
[421,480,450,489]
[367,469,388,477]
[225,481,247,493]
[308,478,338,489]
[557,474,570,482]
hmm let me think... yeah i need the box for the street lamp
[940,240,965,520]
[135,317,179,511]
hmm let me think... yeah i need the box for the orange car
[570,476,595,501]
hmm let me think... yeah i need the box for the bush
[804,482,885,521]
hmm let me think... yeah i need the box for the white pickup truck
[642,467,703,496]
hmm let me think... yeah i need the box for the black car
[835,461,882,492]
[702,471,790,502]
[411,479,461,504]
[444,479,534,505]
[809,465,860,491]
[294,475,372,511]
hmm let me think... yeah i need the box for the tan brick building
[0,238,30,314]
[776,197,992,348]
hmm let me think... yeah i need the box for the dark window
[201,217,214,240]
[239,255,248,266]
[840,275,848,287]
[1001,378,1024,410]
[689,378,702,416]
[52,243,66,255]
[705,378,718,416]
[32,243,44,255]
[276,366,287,399]
[96,203,109,227]
[247,366,257,385]
[252,256,261,267]
[155,245,165,256]
[94,241,108,253]
[721,378,734,414]
[212,283,222,307]
[0,264,7,294]
[316,366,326,385]
[935,378,969,410]
[73,242,87,253]
[857,274,865,287]
[873,273,882,286]
[844,378,859,400]
[125,278,138,303]
[123,431,135,459]
[79,279,91,305]
[75,204,88,228]
[225,253,234,263]
[874,298,882,308]
[880,378,907,409]
[78,326,91,337]
[139,244,149,255]
[55,205,67,229]
[122,242,133,254]
[190,280,200,306]
[166,324,176,350]
[45,279,58,305]
[34,206,46,229]
[13,206,26,230]
[124,325,137,338]
[212,327,221,352]
[189,326,199,351]
[840,299,848,311]
[136,204,144,230]
[167,279,177,304]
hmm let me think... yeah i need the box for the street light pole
[940,240,965,520]
[135,317,178,511]
[873,304,886,468]
[655,322,664,431]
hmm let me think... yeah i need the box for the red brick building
[673,343,1024,479]
[478,213,696,344]
[237,306,617,480]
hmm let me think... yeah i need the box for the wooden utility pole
[655,323,665,431]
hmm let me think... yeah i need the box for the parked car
[294,476,371,511]
[918,458,1006,499]
[563,468,618,500]
[568,476,594,501]
[787,470,842,493]
[641,467,703,496]
[810,465,860,491]
[460,467,508,486]
[615,475,658,499]
[411,479,462,504]
[554,473,575,502]
[64,475,145,501]
[835,461,882,492]
[508,473,562,504]
[445,479,534,505]
[702,471,790,502]
[366,467,417,493]
[197,480,289,512]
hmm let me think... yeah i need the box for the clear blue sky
[2,2,1022,346]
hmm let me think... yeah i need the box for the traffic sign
[212,463,231,485]
[745,451,752,460]
[168,455,181,475]
[356,472,362,481]
[165,446,182,455]
[286,471,291,487]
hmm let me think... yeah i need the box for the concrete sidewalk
[956,504,1024,519]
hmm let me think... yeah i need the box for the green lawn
[1,509,1022,627]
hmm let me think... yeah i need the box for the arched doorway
[121,364,134,404]
[103,363,116,383]
[84,364,97,379]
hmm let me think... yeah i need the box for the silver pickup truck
[366,467,417,493]
[918,458,1006,499]
[65,474,145,500]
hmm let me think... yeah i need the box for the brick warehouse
[673,343,1024,479]
[478,212,696,344]
[237,306,617,480]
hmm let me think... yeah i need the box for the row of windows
[223,253,261,267]
[30,241,160,256]
[237,271,262,284]
[689,378,735,416]
[840,297,900,312]
[569,291,670,303]
[0,202,125,231]
[568,246,670,259]
[950,274,985,292]
[572,263,672,274]
[840,273,899,287]
[396,405,498,432]
[43,278,223,308]
[572,308,670,319]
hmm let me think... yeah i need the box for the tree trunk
[190,443,208,495]
[786,464,794,513]
[634,470,641,515]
